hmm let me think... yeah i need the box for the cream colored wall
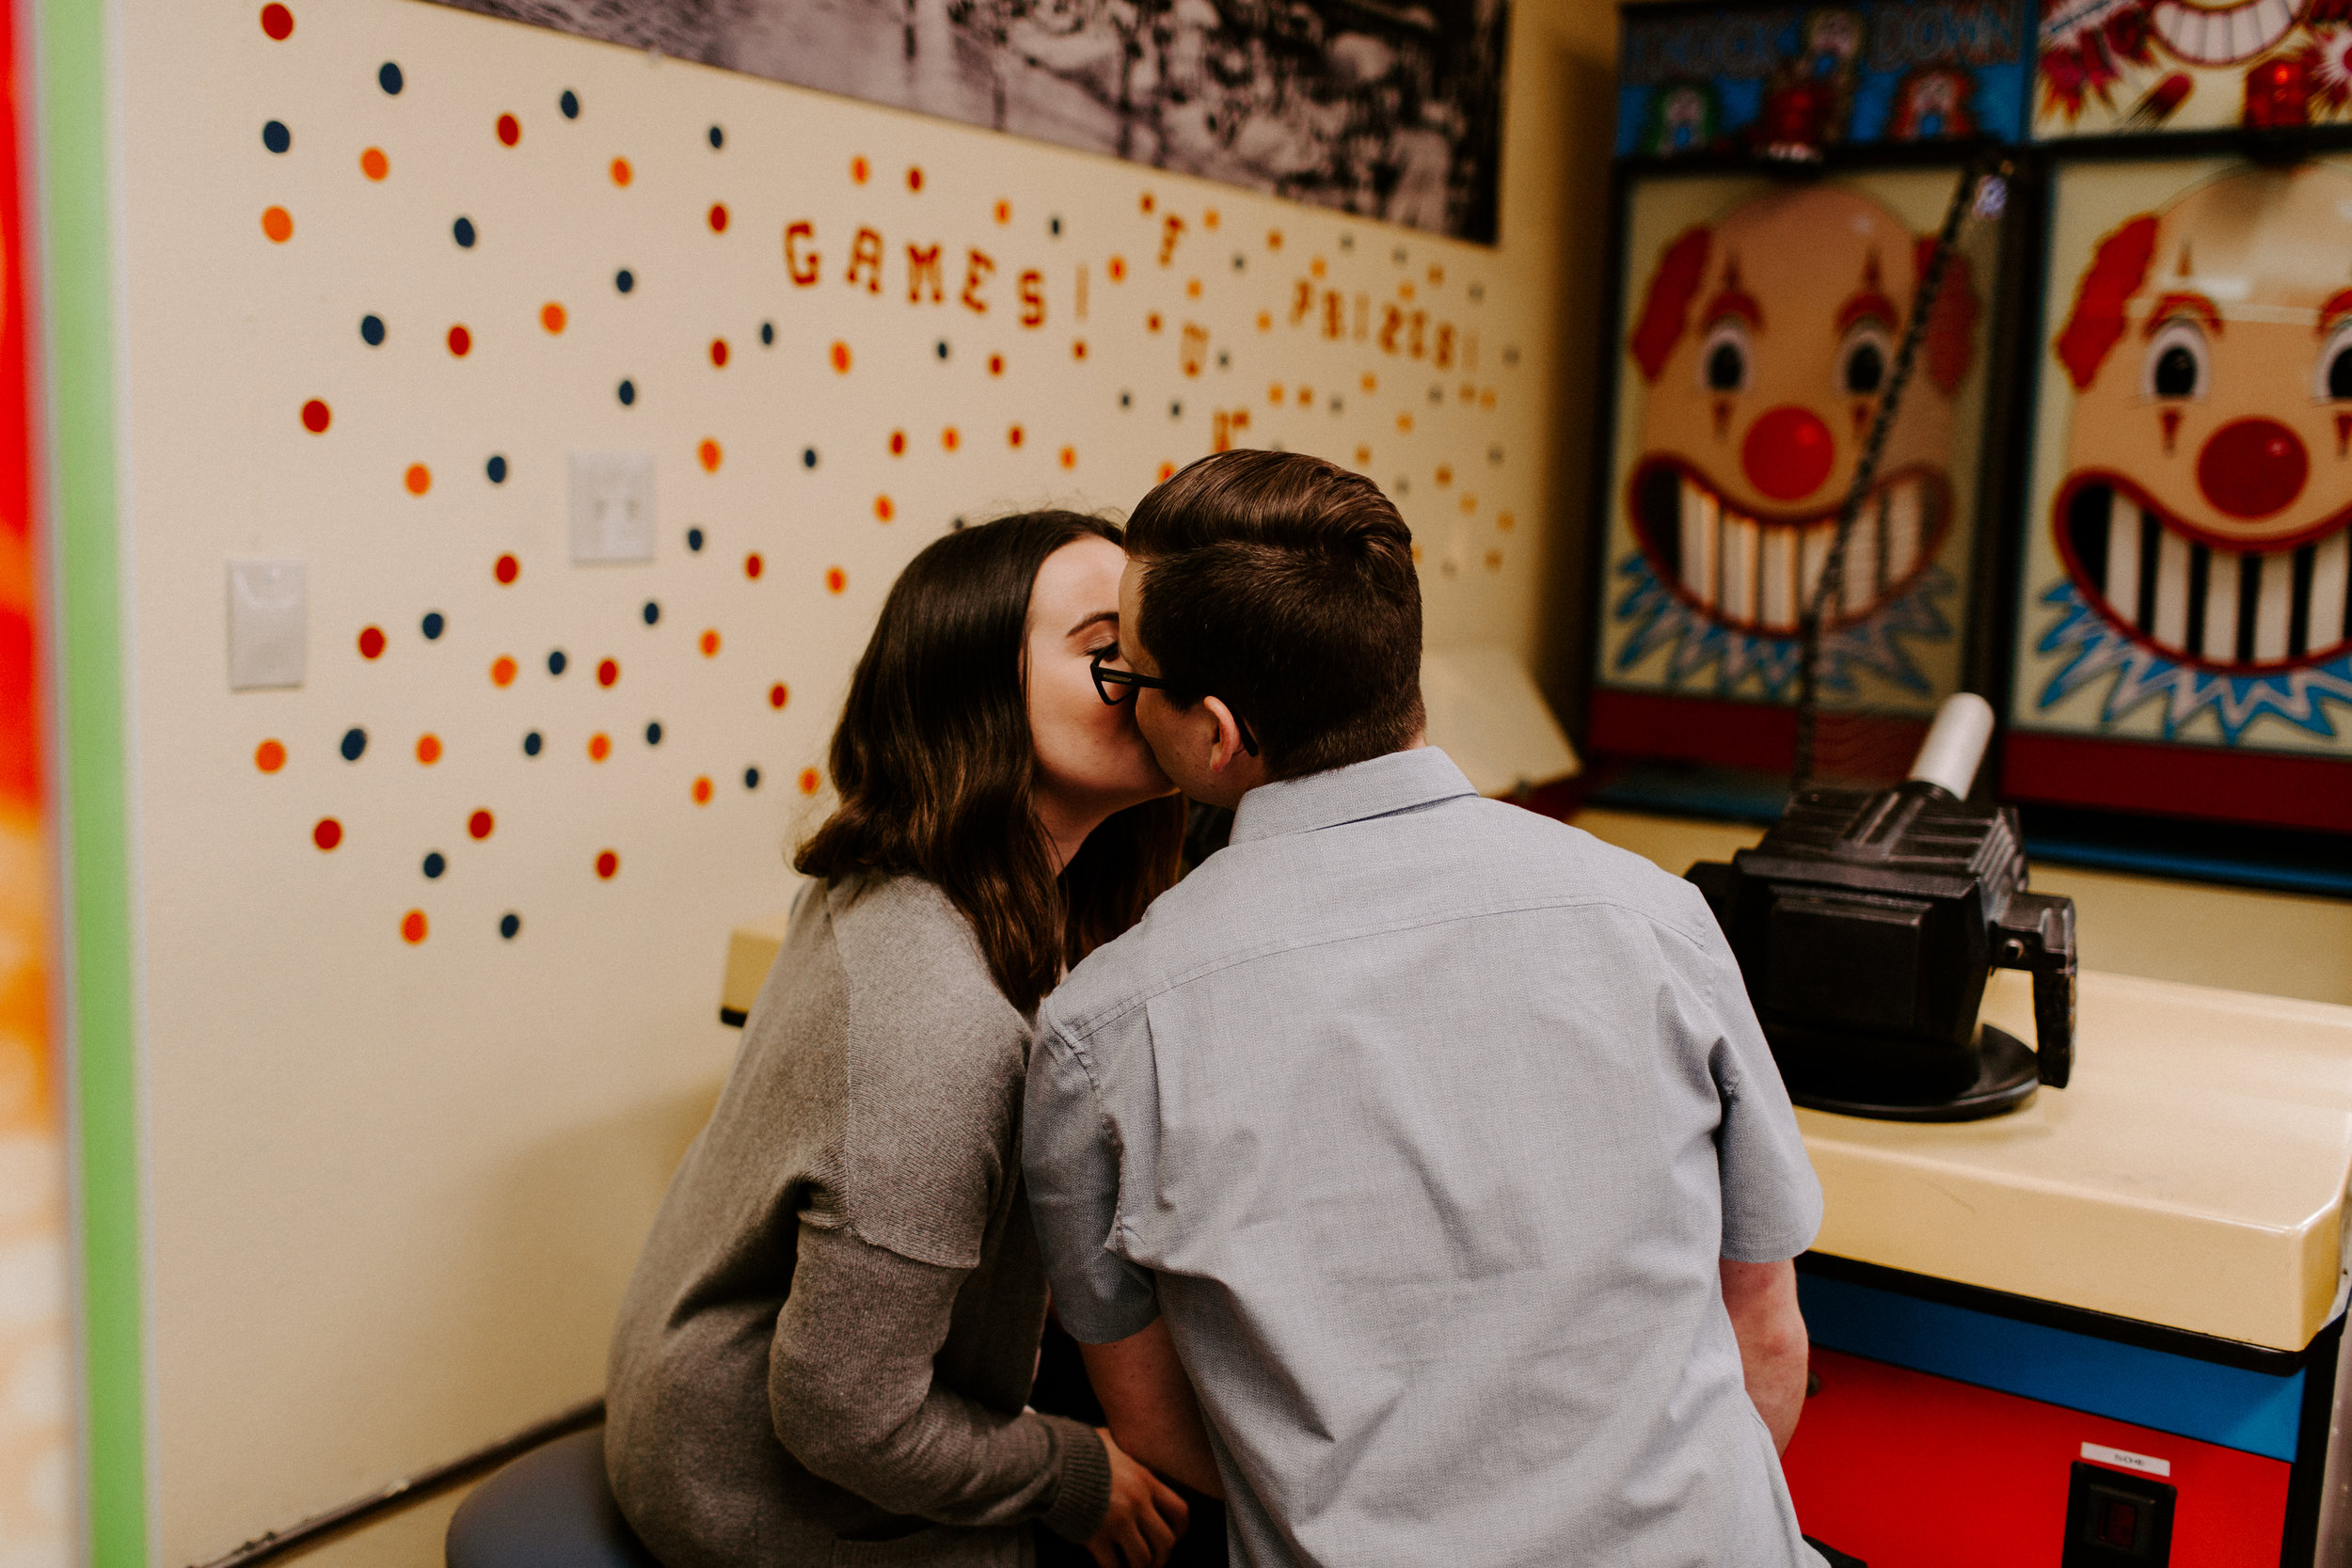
[109,0,1629,1563]
[1575,808,2352,1008]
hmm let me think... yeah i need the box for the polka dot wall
[117,3,1558,1557]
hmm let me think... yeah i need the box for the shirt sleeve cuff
[1037,1415,1112,1543]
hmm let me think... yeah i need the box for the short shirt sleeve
[1682,909,1825,1263]
[1024,1009,1162,1344]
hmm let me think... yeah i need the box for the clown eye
[2141,316,2209,402]
[2316,319,2352,402]
[1836,319,1893,397]
[1698,318,1751,393]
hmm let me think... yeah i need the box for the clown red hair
[1914,238,1979,395]
[2054,214,2158,390]
[1629,226,1710,383]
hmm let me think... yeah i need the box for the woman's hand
[1084,1429,1187,1568]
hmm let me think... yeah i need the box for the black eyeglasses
[1089,651,1259,757]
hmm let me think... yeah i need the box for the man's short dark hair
[1124,450,1423,781]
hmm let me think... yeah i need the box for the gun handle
[1994,892,2077,1090]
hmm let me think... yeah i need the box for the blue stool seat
[447,1426,660,1568]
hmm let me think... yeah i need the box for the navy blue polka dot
[707,124,724,149]
[340,727,367,762]
[614,269,634,293]
[453,216,477,248]
[642,600,660,626]
[1120,390,1133,408]
[617,379,636,406]
[522,730,543,756]
[421,611,445,641]
[485,454,508,483]
[802,448,818,468]
[547,650,567,676]
[379,61,404,94]
[1049,215,1062,236]
[262,120,291,153]
[744,766,762,789]
[422,851,446,879]
[645,721,663,745]
[559,89,580,119]
[935,340,949,360]
[686,528,705,551]
[759,321,775,346]
[359,314,386,346]
[500,911,521,939]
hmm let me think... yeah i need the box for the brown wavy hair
[796,512,1184,1013]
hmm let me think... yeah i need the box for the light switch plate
[227,559,307,690]
[568,449,656,564]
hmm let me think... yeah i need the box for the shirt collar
[1228,746,1478,845]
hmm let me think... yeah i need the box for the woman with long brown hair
[606,513,1190,1568]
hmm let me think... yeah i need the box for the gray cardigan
[606,875,1112,1568]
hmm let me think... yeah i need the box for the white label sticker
[2081,1442,2171,1478]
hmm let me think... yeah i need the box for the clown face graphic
[2049,163,2352,675]
[1623,184,1978,640]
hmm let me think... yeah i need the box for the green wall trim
[37,0,146,1563]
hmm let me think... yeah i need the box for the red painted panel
[1783,1349,2289,1566]
[1588,689,1799,771]
[2002,731,2352,833]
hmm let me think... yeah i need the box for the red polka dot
[358,626,386,659]
[906,166,924,192]
[941,426,959,451]
[1073,340,1088,359]
[744,552,763,579]
[496,113,520,147]
[709,338,729,368]
[1108,256,1126,281]
[701,629,722,657]
[1147,312,1162,333]
[588,732,612,762]
[447,325,472,356]
[888,430,906,455]
[401,909,427,943]
[301,399,330,434]
[254,739,286,773]
[260,4,294,40]
[831,341,851,373]
[692,776,713,804]
[416,733,442,765]
[708,202,729,232]
[494,554,519,585]
[596,849,619,879]
[611,157,633,186]
[469,809,494,840]
[312,817,342,850]
[596,657,619,687]
[799,768,821,795]
[1158,461,1176,482]
[874,496,895,522]
[825,566,847,594]
[988,354,1004,376]
[698,438,723,471]
[1059,446,1077,469]
[850,155,869,183]
[1140,193,1155,214]
[993,199,1010,224]
[1009,424,1024,447]
[768,682,789,708]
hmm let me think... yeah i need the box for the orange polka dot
[1460,383,1476,403]
[610,156,633,186]
[1362,373,1378,392]
[1073,340,1088,359]
[692,776,713,805]
[401,910,428,944]
[874,496,895,522]
[1397,413,1414,434]
[1139,193,1155,214]
[698,438,723,472]
[768,682,789,709]
[1436,465,1453,485]
[359,147,389,181]
[1107,256,1126,282]
[1058,447,1077,469]
[1268,383,1283,405]
[850,155,869,183]
[254,739,286,773]
[700,629,721,657]
[799,768,822,795]
[1257,311,1272,332]
[1266,229,1282,250]
[1486,549,1503,570]
[405,463,432,496]
[1479,390,1496,409]
[1204,210,1219,229]
[1430,264,1445,285]
[888,430,906,455]
[1355,445,1372,464]
[541,302,566,333]
[1147,312,1162,333]
[588,733,612,762]
[1460,493,1478,514]
[596,849,619,879]
[1498,511,1517,532]
[490,656,517,687]
[831,341,851,373]
[1186,278,1200,298]
[417,733,443,764]
[1157,462,1175,482]
[940,426,959,451]
[993,199,1010,224]
[1008,424,1024,448]
[1296,386,1312,406]
[1399,280,1415,301]
[1311,258,1327,279]
[262,206,294,243]
[825,567,848,594]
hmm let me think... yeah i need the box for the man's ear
[1202,696,1250,774]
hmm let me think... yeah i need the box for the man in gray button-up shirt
[1025,451,1827,1567]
